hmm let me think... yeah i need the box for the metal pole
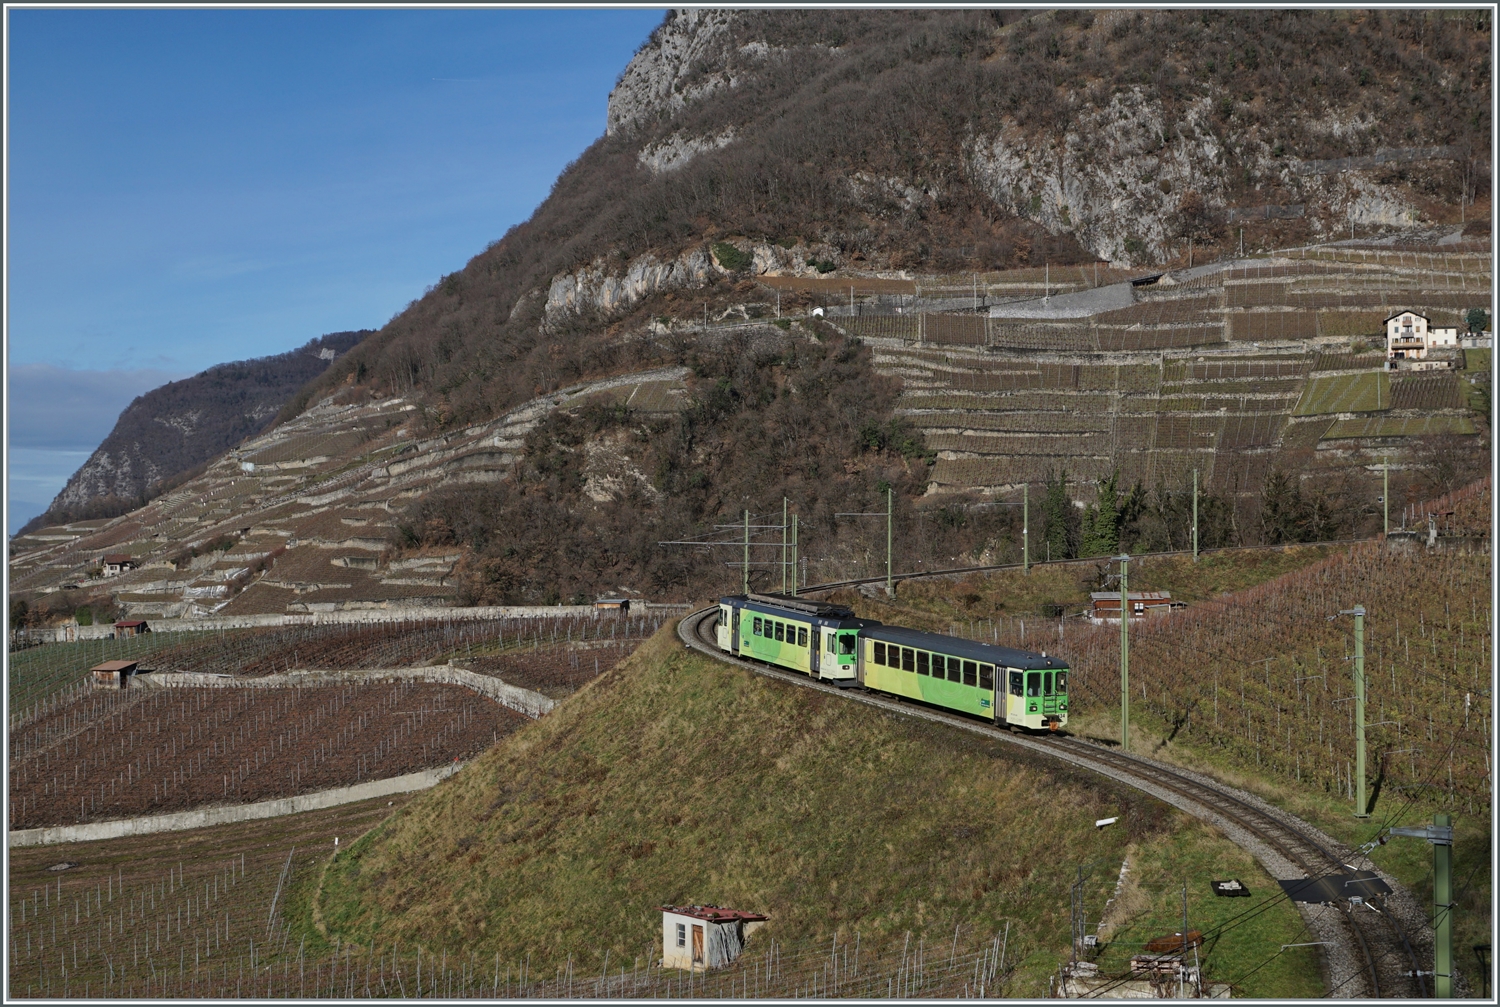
[1383,461,1389,537]
[791,514,799,597]
[1435,813,1453,997]
[1119,555,1130,753]
[782,498,788,595]
[1192,469,1199,563]
[1023,484,1030,575]
[1354,605,1368,818]
[1181,883,1189,998]
[742,510,750,595]
[886,486,894,596]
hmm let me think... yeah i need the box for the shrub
[712,242,753,271]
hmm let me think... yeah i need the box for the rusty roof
[91,661,138,673]
[114,620,149,628]
[659,905,768,924]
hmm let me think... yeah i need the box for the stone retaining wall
[8,763,463,848]
[21,603,690,644]
[132,663,556,719]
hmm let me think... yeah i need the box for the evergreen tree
[1081,470,1122,557]
[1041,469,1077,560]
[1259,469,1306,544]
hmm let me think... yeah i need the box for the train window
[979,664,994,690]
[873,642,886,666]
[1043,672,1053,695]
[1026,673,1041,698]
[775,622,784,642]
[901,647,915,672]
[798,627,808,647]
[1010,671,1023,696]
[839,634,856,656]
[948,658,960,683]
[916,651,929,676]
[963,661,977,687]
[1056,671,1068,692]
[753,617,762,636]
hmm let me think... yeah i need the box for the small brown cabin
[1090,591,1182,622]
[91,660,138,689]
[113,620,150,638]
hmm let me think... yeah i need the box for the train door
[1042,671,1059,718]
[810,627,820,676]
[730,608,740,655]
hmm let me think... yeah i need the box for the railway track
[680,606,1434,999]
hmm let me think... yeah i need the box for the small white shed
[660,905,768,972]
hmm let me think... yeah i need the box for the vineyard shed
[595,598,630,614]
[91,660,138,689]
[1090,592,1181,624]
[113,619,151,638]
[660,905,767,971]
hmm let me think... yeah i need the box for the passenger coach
[860,624,1069,731]
[716,593,1071,731]
[717,593,868,683]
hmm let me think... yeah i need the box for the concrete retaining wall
[9,763,463,848]
[19,602,690,644]
[132,663,556,719]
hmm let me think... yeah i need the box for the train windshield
[1044,672,1053,695]
[1056,671,1068,692]
[1026,673,1041,697]
[838,633,856,656]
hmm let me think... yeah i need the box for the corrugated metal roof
[91,661,138,673]
[659,905,768,924]
[1089,592,1174,602]
[863,624,1065,669]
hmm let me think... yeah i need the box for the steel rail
[678,605,1426,998]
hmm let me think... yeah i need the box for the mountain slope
[22,331,370,533]
[309,8,1488,430]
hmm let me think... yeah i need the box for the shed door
[692,925,704,964]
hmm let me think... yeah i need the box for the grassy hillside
[310,624,1319,997]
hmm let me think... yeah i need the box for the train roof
[863,623,1067,670]
[722,593,863,622]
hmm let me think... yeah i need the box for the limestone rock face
[545,247,716,326]
[606,9,739,137]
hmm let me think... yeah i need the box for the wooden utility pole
[742,510,750,595]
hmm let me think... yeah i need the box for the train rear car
[860,624,1069,731]
[718,593,871,684]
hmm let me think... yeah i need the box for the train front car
[718,593,873,685]
[861,624,1069,731]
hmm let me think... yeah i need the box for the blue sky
[6,7,664,531]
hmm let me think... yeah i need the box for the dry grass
[308,623,1314,996]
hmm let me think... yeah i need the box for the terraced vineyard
[839,248,1488,525]
[9,682,526,828]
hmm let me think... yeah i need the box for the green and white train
[717,593,1069,732]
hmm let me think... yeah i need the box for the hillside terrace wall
[8,762,463,848]
[131,662,557,719]
[19,602,691,644]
